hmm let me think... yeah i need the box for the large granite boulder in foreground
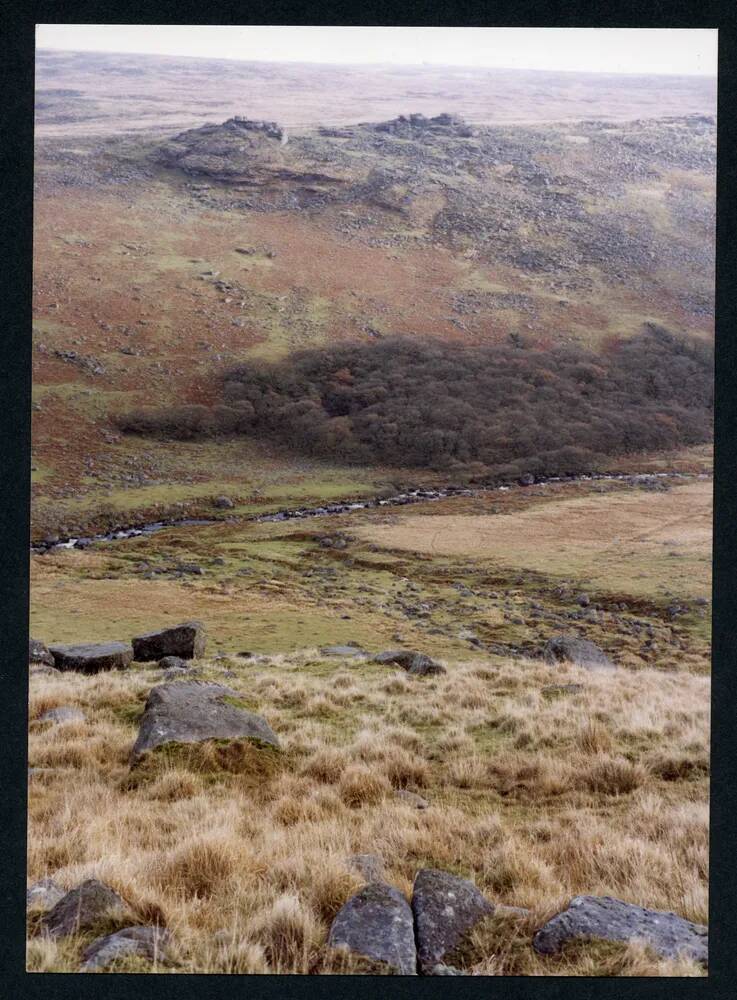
[47,642,133,674]
[81,925,171,970]
[132,621,206,661]
[328,883,417,974]
[131,681,279,760]
[42,880,133,938]
[412,868,494,972]
[533,895,708,966]
[543,635,615,671]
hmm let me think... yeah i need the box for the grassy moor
[28,45,714,976]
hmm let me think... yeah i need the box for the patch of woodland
[118,324,713,479]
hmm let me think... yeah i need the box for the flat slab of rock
[47,642,133,674]
[533,895,708,966]
[328,883,417,974]
[30,638,55,666]
[543,636,615,671]
[27,878,65,913]
[42,879,133,938]
[374,650,446,676]
[412,868,494,972]
[81,925,170,970]
[132,621,206,661]
[36,706,85,725]
[131,681,279,760]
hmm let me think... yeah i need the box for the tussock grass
[27,651,709,974]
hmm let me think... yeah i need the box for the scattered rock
[347,853,386,882]
[42,879,133,939]
[36,706,85,725]
[132,621,206,661]
[213,495,235,509]
[328,882,417,975]
[412,868,494,972]
[29,638,55,666]
[395,789,429,809]
[533,895,708,966]
[27,878,65,913]
[81,925,171,971]
[131,681,280,760]
[576,593,591,607]
[543,635,615,671]
[374,650,446,675]
[158,656,189,670]
[47,642,133,674]
[176,563,204,576]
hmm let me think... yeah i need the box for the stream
[31,470,709,555]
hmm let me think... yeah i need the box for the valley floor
[27,464,712,974]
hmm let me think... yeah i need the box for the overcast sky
[36,25,718,76]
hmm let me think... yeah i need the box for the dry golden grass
[355,480,713,600]
[27,650,709,975]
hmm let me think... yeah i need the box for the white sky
[36,25,718,76]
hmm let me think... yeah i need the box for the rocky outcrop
[533,895,708,966]
[374,113,479,139]
[47,642,133,673]
[81,925,171,970]
[225,117,287,143]
[542,635,615,671]
[131,681,279,760]
[328,883,417,974]
[42,879,133,938]
[132,621,206,661]
[411,868,494,972]
[155,118,354,195]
